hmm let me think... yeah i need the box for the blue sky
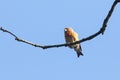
[0,0,120,80]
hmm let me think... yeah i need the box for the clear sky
[0,0,120,80]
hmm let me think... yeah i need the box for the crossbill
[64,27,83,57]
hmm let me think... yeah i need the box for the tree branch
[0,0,120,49]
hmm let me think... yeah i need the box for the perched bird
[64,27,83,57]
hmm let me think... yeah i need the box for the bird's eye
[64,28,67,31]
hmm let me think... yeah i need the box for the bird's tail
[74,45,83,58]
[76,49,83,57]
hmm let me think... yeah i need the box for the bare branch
[0,27,45,48]
[0,0,120,49]
[0,27,18,38]
[116,0,120,2]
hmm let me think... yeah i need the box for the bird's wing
[71,31,79,41]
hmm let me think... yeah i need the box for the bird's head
[64,27,73,35]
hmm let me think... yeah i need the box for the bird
[64,27,83,57]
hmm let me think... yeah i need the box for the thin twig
[0,27,45,48]
[0,0,120,49]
